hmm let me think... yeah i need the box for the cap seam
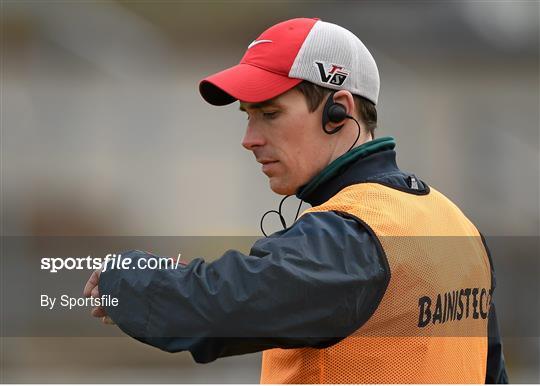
[289,19,319,78]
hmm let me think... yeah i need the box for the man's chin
[268,177,297,196]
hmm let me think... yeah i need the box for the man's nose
[241,123,265,151]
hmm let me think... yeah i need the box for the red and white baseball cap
[199,18,380,106]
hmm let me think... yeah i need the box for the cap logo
[314,61,349,86]
[247,39,273,49]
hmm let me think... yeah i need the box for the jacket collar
[296,136,400,206]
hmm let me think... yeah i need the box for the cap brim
[199,63,303,106]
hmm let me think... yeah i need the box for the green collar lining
[296,136,396,200]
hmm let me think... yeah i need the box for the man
[84,18,508,383]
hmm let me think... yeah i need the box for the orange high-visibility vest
[260,183,491,384]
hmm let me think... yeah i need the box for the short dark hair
[294,81,377,138]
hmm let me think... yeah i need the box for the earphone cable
[346,115,361,153]
[294,198,304,222]
[260,195,290,237]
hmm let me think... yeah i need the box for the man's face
[240,88,335,195]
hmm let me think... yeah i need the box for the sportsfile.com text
[40,254,183,273]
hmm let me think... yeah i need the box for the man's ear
[332,90,355,118]
[324,90,356,130]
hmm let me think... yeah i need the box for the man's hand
[83,269,115,325]
[83,252,187,325]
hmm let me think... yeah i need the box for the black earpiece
[322,91,348,134]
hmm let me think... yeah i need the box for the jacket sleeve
[481,234,509,384]
[98,210,389,363]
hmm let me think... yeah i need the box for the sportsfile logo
[315,61,349,86]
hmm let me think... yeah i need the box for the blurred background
[1,0,539,383]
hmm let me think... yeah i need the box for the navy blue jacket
[100,137,508,383]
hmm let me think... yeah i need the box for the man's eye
[262,111,278,119]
